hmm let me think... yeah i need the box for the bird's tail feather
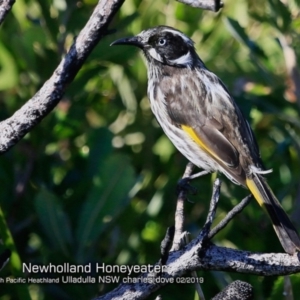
[246,174,300,255]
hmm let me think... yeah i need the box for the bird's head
[111,26,198,68]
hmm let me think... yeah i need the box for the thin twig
[160,226,175,265]
[208,195,252,239]
[189,170,210,180]
[202,178,221,239]
[171,162,195,251]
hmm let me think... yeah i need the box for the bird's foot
[176,170,210,196]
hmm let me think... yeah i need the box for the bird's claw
[177,177,197,195]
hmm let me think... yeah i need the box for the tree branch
[94,242,300,300]
[0,0,125,154]
[0,0,15,25]
[176,0,224,12]
[208,194,252,239]
[211,280,253,300]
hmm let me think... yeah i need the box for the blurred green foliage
[0,0,300,299]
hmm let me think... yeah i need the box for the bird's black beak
[110,36,143,48]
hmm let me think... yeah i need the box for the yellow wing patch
[181,124,224,164]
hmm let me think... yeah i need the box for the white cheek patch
[169,51,192,66]
[148,48,164,63]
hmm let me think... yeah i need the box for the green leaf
[0,206,31,300]
[268,0,291,32]
[109,65,138,112]
[36,0,59,43]
[35,188,72,256]
[224,17,266,59]
[75,154,135,262]
[0,43,18,90]
[86,128,113,179]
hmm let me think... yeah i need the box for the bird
[111,25,300,254]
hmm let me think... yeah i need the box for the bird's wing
[162,68,261,184]
[180,119,247,185]
[181,121,239,169]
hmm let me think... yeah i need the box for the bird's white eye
[158,38,166,46]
